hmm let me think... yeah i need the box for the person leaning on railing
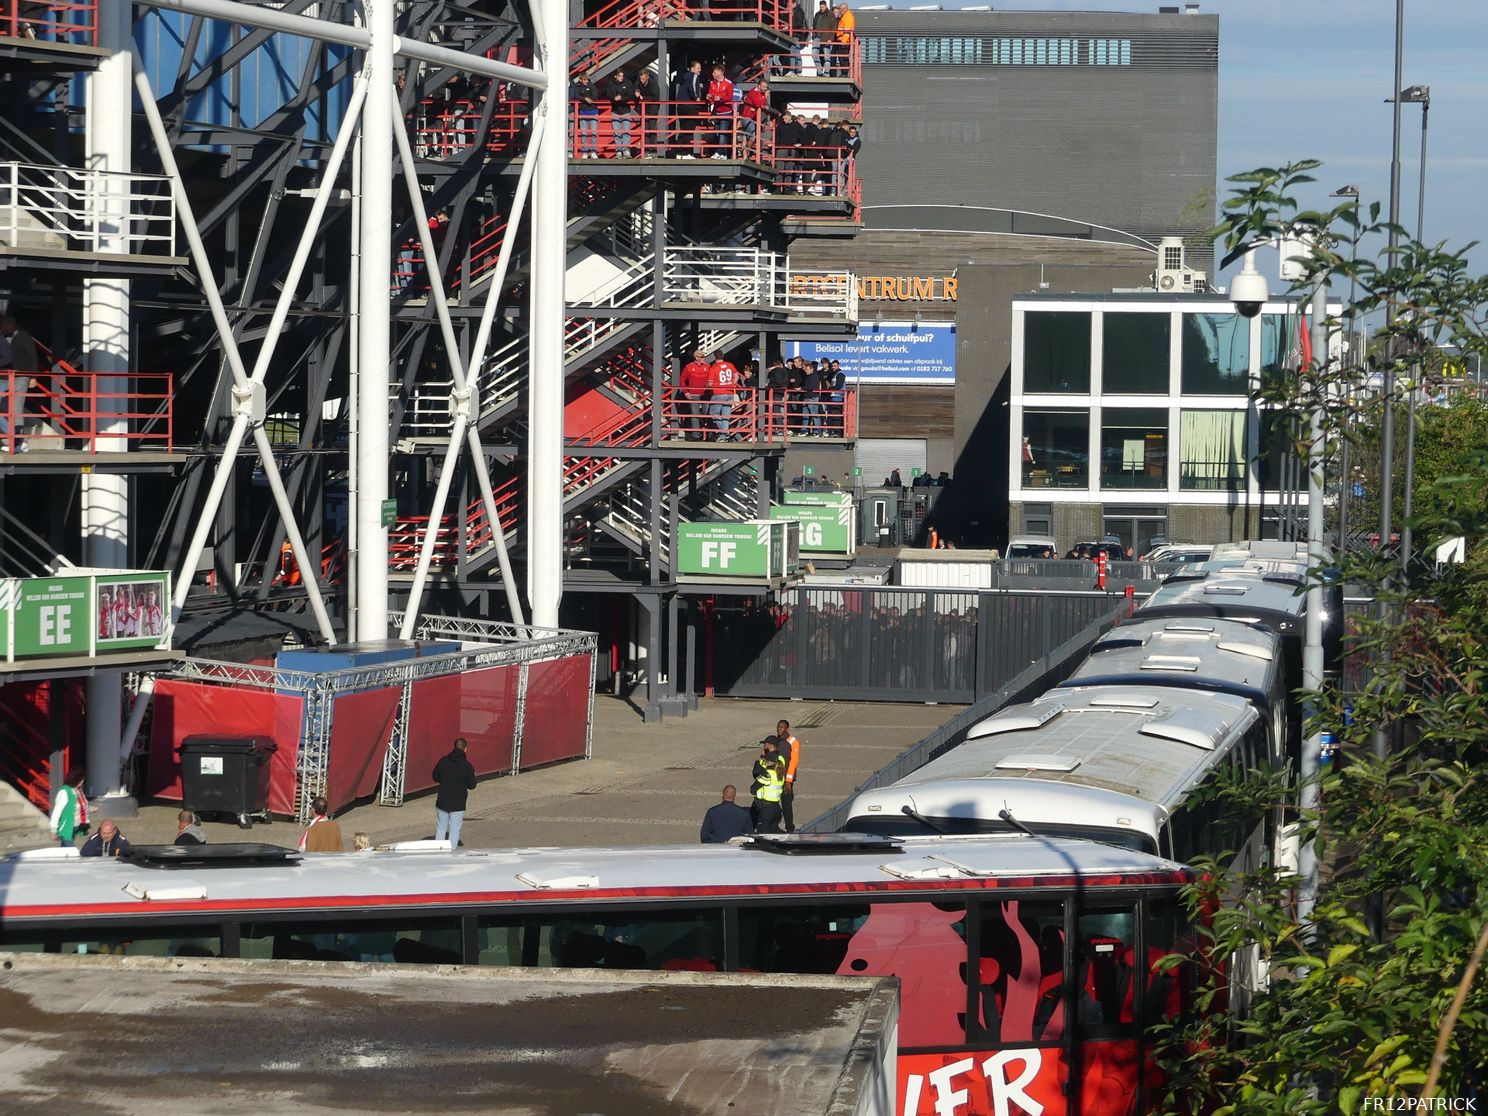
[831,3,854,77]
[670,59,706,158]
[739,79,776,161]
[633,69,657,156]
[602,67,637,158]
[571,72,601,158]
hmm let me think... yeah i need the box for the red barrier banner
[517,655,591,770]
[146,680,304,815]
[324,686,402,814]
[403,665,519,794]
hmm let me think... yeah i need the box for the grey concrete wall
[855,10,1219,255]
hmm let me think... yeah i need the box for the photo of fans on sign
[787,321,956,385]
[96,574,170,650]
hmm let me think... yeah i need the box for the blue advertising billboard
[787,321,956,385]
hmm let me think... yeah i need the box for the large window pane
[1023,409,1088,488]
[1100,408,1167,489]
[1078,906,1138,1033]
[1179,409,1247,490]
[1102,312,1170,394]
[1259,313,1294,391]
[1181,313,1250,394]
[1023,311,1091,393]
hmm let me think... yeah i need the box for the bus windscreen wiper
[998,806,1037,838]
[899,804,949,835]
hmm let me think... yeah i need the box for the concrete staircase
[0,781,54,853]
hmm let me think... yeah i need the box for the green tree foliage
[1153,162,1488,1112]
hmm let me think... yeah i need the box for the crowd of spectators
[672,349,850,440]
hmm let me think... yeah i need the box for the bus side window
[741,900,966,1049]
[479,908,725,972]
[1076,906,1137,1032]
[971,900,1065,1044]
[0,925,224,958]
[1141,896,1195,1024]
[239,917,462,964]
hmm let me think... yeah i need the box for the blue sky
[985,0,1487,272]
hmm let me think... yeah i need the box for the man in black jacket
[670,59,705,157]
[433,737,477,848]
[700,785,752,843]
[774,111,802,192]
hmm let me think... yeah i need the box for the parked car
[1005,534,1059,560]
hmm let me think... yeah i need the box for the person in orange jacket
[831,3,855,77]
[775,718,802,832]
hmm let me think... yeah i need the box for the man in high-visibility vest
[753,756,786,833]
[776,718,802,832]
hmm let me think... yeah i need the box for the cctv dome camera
[1229,270,1269,319]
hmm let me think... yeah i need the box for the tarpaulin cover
[324,686,402,814]
[517,655,591,771]
[147,680,303,815]
[403,664,518,795]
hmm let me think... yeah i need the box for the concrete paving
[105,695,961,851]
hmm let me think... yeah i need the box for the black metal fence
[697,588,1131,703]
[801,602,1129,832]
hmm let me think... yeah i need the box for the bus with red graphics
[0,834,1199,1115]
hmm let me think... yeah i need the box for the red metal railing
[569,100,772,162]
[1,369,173,454]
[659,386,856,442]
[572,0,790,76]
[1,0,97,45]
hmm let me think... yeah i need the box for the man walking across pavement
[433,736,477,848]
[299,796,344,852]
[700,784,753,843]
[49,769,87,847]
[776,718,802,832]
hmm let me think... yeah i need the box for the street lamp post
[1393,85,1430,572]
[1374,0,1405,768]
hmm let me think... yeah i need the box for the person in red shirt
[739,79,773,160]
[679,347,712,440]
[708,352,740,440]
[706,65,735,159]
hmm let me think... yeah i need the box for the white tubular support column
[355,0,394,642]
[1299,281,1328,925]
[527,0,569,629]
[83,0,133,807]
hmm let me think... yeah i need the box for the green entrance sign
[852,466,863,477]
[910,467,924,478]
[782,489,851,508]
[771,503,855,555]
[12,576,92,658]
[3,570,173,663]
[381,498,398,528]
[676,521,797,579]
[802,465,815,476]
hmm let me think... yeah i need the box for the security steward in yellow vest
[749,736,780,829]
[752,756,786,834]
[776,719,801,833]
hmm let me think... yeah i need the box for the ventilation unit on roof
[1140,655,1201,672]
[751,833,903,855]
[1154,236,1208,294]
[121,843,300,869]
[994,754,1081,773]
[1087,695,1160,709]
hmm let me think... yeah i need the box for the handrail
[0,162,177,257]
[1,0,98,46]
[1,370,174,454]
